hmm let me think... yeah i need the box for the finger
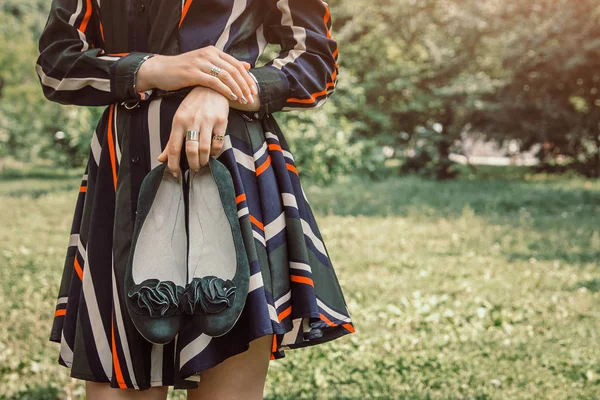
[167,114,186,177]
[195,72,240,103]
[185,129,200,171]
[198,122,212,167]
[241,62,258,95]
[218,53,257,97]
[209,137,222,157]
[210,119,227,157]
[211,57,254,103]
[200,59,245,104]
[157,147,168,162]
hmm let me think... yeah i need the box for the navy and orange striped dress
[36,0,354,391]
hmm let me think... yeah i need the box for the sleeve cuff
[248,65,290,119]
[113,52,155,104]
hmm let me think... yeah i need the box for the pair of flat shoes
[124,159,250,345]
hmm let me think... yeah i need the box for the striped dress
[36,0,355,391]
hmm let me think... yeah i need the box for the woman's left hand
[157,86,228,175]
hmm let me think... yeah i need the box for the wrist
[228,93,260,112]
[190,86,230,105]
[136,55,163,92]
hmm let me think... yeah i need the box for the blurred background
[0,0,599,399]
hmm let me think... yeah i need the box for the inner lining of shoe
[132,171,187,286]
[188,167,237,281]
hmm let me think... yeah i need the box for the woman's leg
[86,382,169,400]
[187,334,273,400]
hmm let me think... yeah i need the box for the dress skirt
[49,96,355,390]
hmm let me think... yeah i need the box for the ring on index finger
[186,130,199,141]
[209,65,221,78]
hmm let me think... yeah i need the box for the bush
[276,105,383,185]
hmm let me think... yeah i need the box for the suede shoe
[182,158,250,337]
[124,163,187,344]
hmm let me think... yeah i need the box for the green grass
[0,168,598,399]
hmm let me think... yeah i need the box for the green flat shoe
[124,162,187,344]
[182,158,250,337]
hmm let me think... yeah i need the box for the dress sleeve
[36,0,155,106]
[248,0,339,118]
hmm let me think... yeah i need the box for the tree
[0,0,99,169]
[328,0,504,179]
[2,0,599,180]
[471,0,600,177]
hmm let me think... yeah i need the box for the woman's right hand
[136,46,257,105]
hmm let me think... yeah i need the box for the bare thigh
[187,334,273,400]
[86,382,168,400]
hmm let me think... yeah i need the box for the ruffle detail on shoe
[127,279,185,318]
[181,276,236,315]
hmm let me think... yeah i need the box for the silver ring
[209,65,221,78]
[186,130,199,141]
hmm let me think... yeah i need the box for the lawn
[0,166,598,399]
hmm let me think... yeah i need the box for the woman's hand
[157,86,229,175]
[137,46,257,105]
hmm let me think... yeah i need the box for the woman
[36,0,355,398]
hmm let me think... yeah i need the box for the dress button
[138,4,145,15]
[132,155,140,163]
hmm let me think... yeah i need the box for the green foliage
[277,104,386,184]
[330,0,502,179]
[470,0,600,177]
[0,168,598,399]
[0,385,61,400]
[328,0,600,179]
[400,127,460,180]
[2,0,600,180]
[0,0,99,168]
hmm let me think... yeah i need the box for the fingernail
[241,95,248,104]
[231,92,238,101]
[251,85,258,95]
[172,172,178,178]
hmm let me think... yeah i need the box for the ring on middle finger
[209,65,221,78]
[186,130,199,142]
